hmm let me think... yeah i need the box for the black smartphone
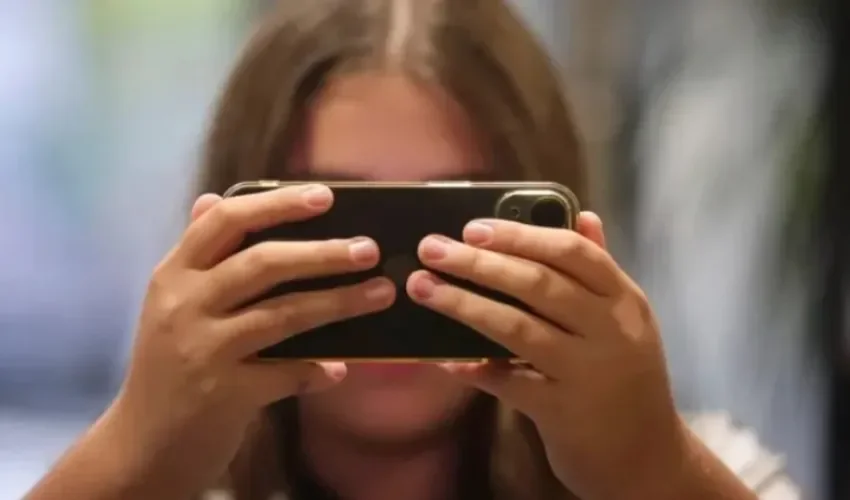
[223,181,580,361]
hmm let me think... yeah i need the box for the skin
[25,73,756,500]
[291,74,483,500]
[295,73,483,449]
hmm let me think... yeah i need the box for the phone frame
[223,179,580,363]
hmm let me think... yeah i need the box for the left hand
[407,212,687,500]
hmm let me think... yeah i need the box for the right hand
[106,184,395,498]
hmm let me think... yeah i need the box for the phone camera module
[529,196,568,228]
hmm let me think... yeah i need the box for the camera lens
[529,196,567,228]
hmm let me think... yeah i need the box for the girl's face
[290,72,485,445]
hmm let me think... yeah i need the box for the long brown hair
[197,1,584,499]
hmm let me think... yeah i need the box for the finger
[417,235,599,335]
[238,361,347,405]
[461,218,621,296]
[437,361,552,417]
[576,211,607,250]
[218,277,396,359]
[191,193,222,222]
[407,270,573,378]
[178,184,334,269]
[206,237,380,311]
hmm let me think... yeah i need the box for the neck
[298,424,460,500]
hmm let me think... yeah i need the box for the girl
[28,1,761,499]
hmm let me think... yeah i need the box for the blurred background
[0,0,832,498]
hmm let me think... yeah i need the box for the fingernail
[411,273,441,300]
[324,363,347,381]
[364,280,394,302]
[301,184,332,208]
[420,236,451,261]
[349,238,378,264]
[464,221,495,246]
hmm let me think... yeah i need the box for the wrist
[25,397,177,500]
[613,416,693,500]
[622,418,757,500]
[86,400,170,499]
[97,393,205,500]
[58,394,193,500]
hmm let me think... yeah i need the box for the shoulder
[686,412,803,499]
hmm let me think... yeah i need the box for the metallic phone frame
[224,180,580,231]
[224,180,580,363]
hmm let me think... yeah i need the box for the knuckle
[242,305,278,334]
[524,263,555,297]
[276,303,309,333]
[277,296,325,334]
[442,285,466,316]
[148,262,173,294]
[454,292,492,332]
[145,273,190,332]
[210,199,240,227]
[318,289,351,318]
[243,242,278,271]
[633,288,649,309]
[143,269,224,383]
[326,239,355,263]
[155,290,185,320]
[263,286,364,338]
[467,248,494,278]
[617,281,652,319]
[612,293,652,340]
[502,312,533,344]
[174,335,216,377]
[632,289,654,321]
[307,240,346,269]
[150,260,170,283]
[553,231,582,260]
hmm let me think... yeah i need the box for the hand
[407,213,685,500]
[108,185,396,498]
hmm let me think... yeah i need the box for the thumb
[576,211,607,250]
[438,362,545,415]
[242,361,348,406]
[191,193,222,222]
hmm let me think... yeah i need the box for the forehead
[295,73,486,182]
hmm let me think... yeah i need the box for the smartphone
[223,181,580,361]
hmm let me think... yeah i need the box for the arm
[669,428,759,500]
[25,186,387,500]
[635,413,801,500]
[25,405,151,500]
[24,403,193,500]
[621,418,757,500]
